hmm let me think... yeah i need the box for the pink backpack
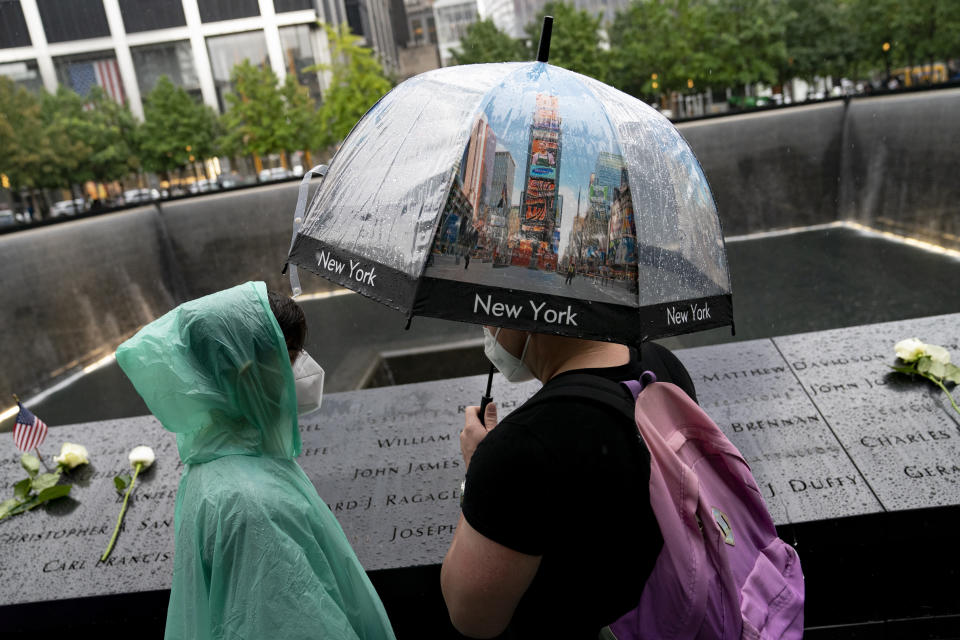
[607,372,805,640]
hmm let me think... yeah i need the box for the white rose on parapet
[923,343,951,365]
[54,442,90,470]
[894,338,926,362]
[129,446,156,470]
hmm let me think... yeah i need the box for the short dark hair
[268,291,307,355]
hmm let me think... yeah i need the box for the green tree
[0,78,69,216]
[38,88,97,211]
[79,86,141,185]
[781,0,856,83]
[609,0,717,98]
[0,78,48,192]
[711,0,792,91]
[451,18,529,64]
[219,60,288,159]
[278,73,320,164]
[141,76,221,182]
[525,2,609,81]
[868,0,960,72]
[308,23,393,149]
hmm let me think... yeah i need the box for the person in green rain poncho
[116,281,396,640]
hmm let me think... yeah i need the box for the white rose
[54,442,90,470]
[895,338,926,362]
[129,446,156,470]
[922,343,950,365]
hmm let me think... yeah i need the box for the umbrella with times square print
[285,23,733,346]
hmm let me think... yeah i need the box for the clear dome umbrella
[285,18,733,406]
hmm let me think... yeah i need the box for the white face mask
[483,327,535,383]
[292,350,325,416]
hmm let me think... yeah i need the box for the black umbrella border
[287,234,732,343]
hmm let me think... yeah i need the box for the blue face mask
[483,327,534,383]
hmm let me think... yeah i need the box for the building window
[206,30,269,112]
[119,0,187,33]
[54,51,126,105]
[0,1,31,49]
[344,0,364,37]
[426,16,436,44]
[37,0,110,43]
[197,0,260,23]
[0,59,43,93]
[278,24,321,103]
[131,41,200,99]
[275,0,313,12]
[410,18,423,45]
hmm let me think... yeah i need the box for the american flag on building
[13,401,48,452]
[67,58,125,105]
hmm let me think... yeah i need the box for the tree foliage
[0,77,58,191]
[219,60,289,158]
[711,0,791,90]
[781,0,856,82]
[141,76,221,177]
[76,87,141,183]
[38,87,95,190]
[308,23,393,149]
[451,18,528,65]
[279,73,321,154]
[609,0,716,97]
[525,3,609,82]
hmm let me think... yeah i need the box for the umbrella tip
[536,16,553,63]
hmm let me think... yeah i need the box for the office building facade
[0,0,344,118]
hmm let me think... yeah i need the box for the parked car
[50,198,86,217]
[270,167,291,180]
[218,174,240,189]
[0,208,15,227]
[258,167,292,182]
[122,188,161,205]
[188,179,220,194]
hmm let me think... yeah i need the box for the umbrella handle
[479,395,493,428]
[286,164,328,297]
[479,365,495,428]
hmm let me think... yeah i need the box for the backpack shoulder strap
[524,373,637,424]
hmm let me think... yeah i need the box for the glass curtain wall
[131,41,201,100]
[53,51,127,105]
[206,30,269,112]
[0,60,44,94]
[278,24,322,103]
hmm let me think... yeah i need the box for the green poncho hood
[117,281,300,464]
[117,283,396,640]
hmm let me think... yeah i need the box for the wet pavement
[5,224,960,430]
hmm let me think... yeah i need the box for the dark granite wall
[0,209,178,397]
[838,89,960,249]
[678,102,846,236]
[0,182,337,398]
[155,181,340,299]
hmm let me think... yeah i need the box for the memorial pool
[4,223,959,432]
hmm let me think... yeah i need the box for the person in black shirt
[441,327,696,638]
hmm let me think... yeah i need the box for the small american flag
[13,402,48,452]
[68,58,125,106]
